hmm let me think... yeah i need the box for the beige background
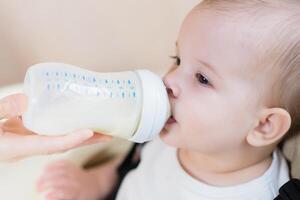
[0,0,200,87]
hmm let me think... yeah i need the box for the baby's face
[160,7,269,153]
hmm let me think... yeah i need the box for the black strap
[104,143,144,200]
[274,179,300,200]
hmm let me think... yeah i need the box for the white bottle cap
[129,70,170,143]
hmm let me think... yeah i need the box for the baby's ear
[246,108,291,147]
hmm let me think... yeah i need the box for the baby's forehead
[180,8,264,77]
[180,3,294,78]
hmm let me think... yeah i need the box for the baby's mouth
[166,115,177,124]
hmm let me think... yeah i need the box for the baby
[36,0,300,199]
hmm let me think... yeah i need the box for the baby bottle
[22,63,170,143]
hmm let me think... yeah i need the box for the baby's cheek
[211,107,254,146]
[189,104,244,138]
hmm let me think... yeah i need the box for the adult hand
[36,160,104,200]
[0,93,112,162]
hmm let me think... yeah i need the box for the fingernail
[81,129,94,139]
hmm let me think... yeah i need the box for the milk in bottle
[22,63,170,143]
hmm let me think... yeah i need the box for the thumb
[0,94,28,119]
[23,129,94,156]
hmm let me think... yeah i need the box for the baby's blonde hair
[199,0,300,137]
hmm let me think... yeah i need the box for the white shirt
[116,138,290,200]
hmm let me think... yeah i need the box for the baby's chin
[159,127,182,148]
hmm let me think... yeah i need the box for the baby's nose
[163,71,179,98]
[166,87,176,99]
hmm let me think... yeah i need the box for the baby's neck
[177,148,273,187]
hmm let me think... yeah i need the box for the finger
[37,170,69,190]
[22,129,94,156]
[45,188,78,200]
[0,94,27,119]
[38,168,71,185]
[44,160,73,172]
[44,191,69,200]
[82,133,113,145]
[37,177,76,193]
[44,193,60,200]
[46,187,81,200]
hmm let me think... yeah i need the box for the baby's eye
[170,56,181,66]
[196,72,211,86]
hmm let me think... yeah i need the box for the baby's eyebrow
[196,59,221,79]
[176,41,221,79]
[196,59,222,79]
